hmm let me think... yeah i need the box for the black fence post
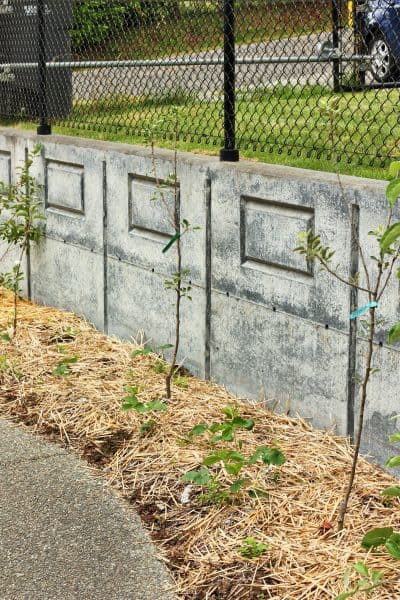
[331,0,341,92]
[37,0,51,135]
[220,0,239,162]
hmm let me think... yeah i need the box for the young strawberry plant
[181,404,285,504]
[237,537,270,559]
[52,344,79,377]
[122,385,168,435]
[335,561,384,600]
[0,144,45,338]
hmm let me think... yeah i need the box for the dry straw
[0,289,399,599]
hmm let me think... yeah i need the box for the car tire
[369,34,399,83]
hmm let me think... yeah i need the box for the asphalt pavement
[72,33,334,101]
[0,418,176,600]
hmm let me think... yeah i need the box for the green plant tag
[350,301,378,320]
[162,231,181,254]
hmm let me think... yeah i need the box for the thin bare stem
[337,304,376,531]
[150,141,176,226]
[378,249,400,301]
[12,244,26,338]
[318,258,371,295]
[165,117,180,400]
[0,245,11,264]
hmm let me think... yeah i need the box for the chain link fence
[0,0,399,168]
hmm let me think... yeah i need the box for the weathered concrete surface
[0,418,176,600]
[0,127,399,470]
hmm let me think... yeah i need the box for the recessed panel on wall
[129,175,177,242]
[211,167,353,330]
[41,144,103,253]
[241,196,314,281]
[45,159,84,215]
[0,150,11,187]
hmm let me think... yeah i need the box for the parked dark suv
[358,0,400,82]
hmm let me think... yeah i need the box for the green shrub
[71,1,180,51]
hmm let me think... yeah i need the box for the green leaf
[124,385,140,395]
[146,400,168,412]
[382,486,400,497]
[0,333,11,342]
[385,455,400,468]
[354,561,369,577]
[237,537,269,558]
[231,416,255,430]
[122,399,137,411]
[135,402,152,414]
[131,347,152,357]
[385,179,400,208]
[181,467,210,485]
[389,161,400,178]
[61,356,78,364]
[371,570,384,584]
[203,451,228,466]
[225,460,244,476]
[248,447,267,466]
[53,364,69,377]
[174,376,188,389]
[159,343,173,351]
[209,423,224,433]
[380,222,400,253]
[230,478,248,493]
[388,322,400,345]
[335,592,354,600]
[248,488,268,498]
[361,527,393,549]
[222,405,235,419]
[188,424,209,437]
[203,450,245,475]
[262,448,286,466]
[248,446,285,466]
[385,532,400,560]
[220,427,234,442]
[389,432,400,443]
[140,419,156,434]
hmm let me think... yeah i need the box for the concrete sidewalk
[0,418,176,600]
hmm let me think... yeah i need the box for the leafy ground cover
[0,289,399,599]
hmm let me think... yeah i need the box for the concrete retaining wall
[0,128,399,469]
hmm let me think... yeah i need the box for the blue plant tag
[350,301,378,320]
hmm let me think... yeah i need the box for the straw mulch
[0,289,399,600]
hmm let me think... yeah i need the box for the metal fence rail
[0,0,399,167]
